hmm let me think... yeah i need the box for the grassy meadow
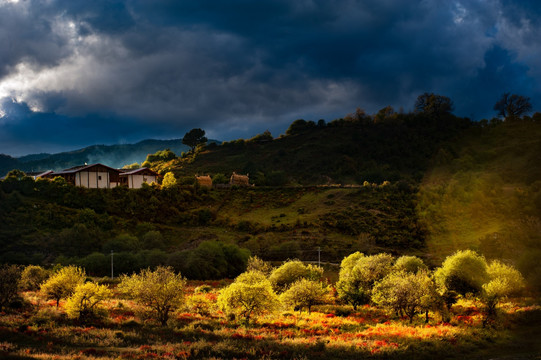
[1,281,540,360]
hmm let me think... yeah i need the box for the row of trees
[336,250,525,324]
[0,250,526,327]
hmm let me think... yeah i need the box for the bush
[212,173,228,185]
[79,253,109,276]
[168,241,250,280]
[482,260,525,322]
[141,231,165,250]
[0,264,22,310]
[372,270,438,323]
[20,265,50,291]
[65,282,112,320]
[280,278,329,314]
[162,172,178,188]
[217,271,279,323]
[434,250,488,297]
[118,266,186,326]
[393,255,427,273]
[336,252,394,309]
[269,260,323,293]
[102,234,141,253]
[186,293,215,316]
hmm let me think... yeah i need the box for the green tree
[482,260,525,323]
[280,278,329,314]
[268,260,323,293]
[336,252,369,309]
[0,264,22,311]
[415,93,454,116]
[372,270,438,323]
[162,172,178,188]
[393,255,427,274]
[374,105,397,124]
[248,130,273,143]
[434,250,488,300]
[211,173,228,185]
[145,149,177,163]
[286,119,309,135]
[336,252,394,309]
[122,162,141,170]
[182,128,208,152]
[141,230,165,250]
[118,266,185,326]
[217,271,279,323]
[79,252,109,276]
[246,256,273,276]
[40,266,86,308]
[20,265,50,291]
[65,282,112,320]
[494,93,532,120]
[6,169,28,180]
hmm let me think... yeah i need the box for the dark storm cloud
[0,0,540,155]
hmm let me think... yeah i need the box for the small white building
[119,168,159,189]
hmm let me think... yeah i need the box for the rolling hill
[0,138,193,175]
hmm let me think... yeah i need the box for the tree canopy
[118,266,186,326]
[494,93,532,120]
[415,93,454,117]
[217,271,279,323]
[182,128,208,152]
[40,266,86,308]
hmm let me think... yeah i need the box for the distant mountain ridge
[0,138,201,175]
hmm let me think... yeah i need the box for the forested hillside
[152,109,471,185]
[0,176,422,278]
[2,98,541,291]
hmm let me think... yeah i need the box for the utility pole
[111,250,114,280]
[317,247,321,267]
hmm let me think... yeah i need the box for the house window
[98,176,102,180]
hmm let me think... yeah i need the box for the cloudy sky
[0,0,540,156]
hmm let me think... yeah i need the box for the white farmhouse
[119,167,159,188]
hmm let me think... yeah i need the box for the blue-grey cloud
[0,0,540,155]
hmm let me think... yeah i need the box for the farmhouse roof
[52,163,121,175]
[119,167,159,176]
[26,170,54,178]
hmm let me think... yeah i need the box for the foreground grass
[1,285,540,360]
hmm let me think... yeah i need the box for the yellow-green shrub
[65,282,112,320]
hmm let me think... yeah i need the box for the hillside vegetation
[417,121,541,288]
[0,177,423,275]
[153,111,470,185]
[2,100,541,291]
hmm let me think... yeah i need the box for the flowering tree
[280,278,329,314]
[118,266,186,326]
[372,270,438,323]
[218,271,279,323]
[40,266,86,308]
[65,282,112,320]
[336,252,394,309]
[482,260,525,323]
[434,250,488,302]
